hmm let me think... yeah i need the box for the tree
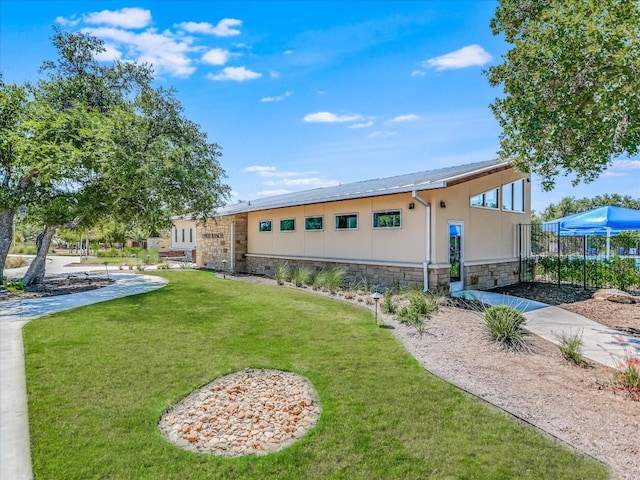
[487,0,640,190]
[539,194,640,221]
[1,30,229,283]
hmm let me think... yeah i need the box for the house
[193,159,530,292]
[168,218,197,262]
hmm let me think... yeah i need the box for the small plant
[325,268,346,294]
[4,256,29,269]
[157,262,171,270]
[291,265,312,287]
[136,263,146,271]
[343,291,354,300]
[397,291,438,338]
[614,356,640,401]
[381,289,397,314]
[118,263,124,270]
[313,270,328,290]
[274,263,290,285]
[482,304,531,352]
[555,330,586,366]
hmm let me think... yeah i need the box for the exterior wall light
[440,201,446,208]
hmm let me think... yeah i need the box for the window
[181,228,185,242]
[189,228,193,243]
[373,210,401,228]
[470,188,499,209]
[280,218,295,232]
[174,227,177,242]
[335,213,358,230]
[502,179,525,212]
[259,220,272,232]
[305,216,323,231]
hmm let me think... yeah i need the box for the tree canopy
[487,0,640,190]
[538,193,640,222]
[0,29,229,283]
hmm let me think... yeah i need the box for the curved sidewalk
[454,290,639,370]
[0,273,168,480]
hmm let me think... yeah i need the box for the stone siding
[246,256,425,291]
[197,214,248,273]
[464,260,520,290]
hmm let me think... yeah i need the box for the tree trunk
[22,225,57,287]
[0,208,16,282]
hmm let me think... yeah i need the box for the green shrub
[157,262,171,270]
[614,356,640,401]
[291,265,312,287]
[325,268,346,294]
[555,330,586,366]
[312,270,327,290]
[483,304,531,352]
[9,245,38,255]
[397,291,438,337]
[381,289,397,314]
[274,263,290,285]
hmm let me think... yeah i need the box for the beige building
[192,160,530,292]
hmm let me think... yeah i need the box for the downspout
[412,191,431,292]
[231,219,236,273]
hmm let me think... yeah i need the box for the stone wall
[196,214,248,272]
[464,260,520,290]
[245,255,425,291]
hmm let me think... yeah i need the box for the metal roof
[218,159,510,215]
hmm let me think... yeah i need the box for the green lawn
[24,271,608,479]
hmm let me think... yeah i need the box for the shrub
[555,330,586,366]
[4,256,29,269]
[274,263,290,285]
[614,356,640,401]
[291,265,312,287]
[482,304,531,352]
[324,268,346,294]
[381,289,396,314]
[397,291,438,337]
[313,270,328,290]
[157,262,171,270]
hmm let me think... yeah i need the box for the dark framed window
[174,227,177,242]
[305,216,323,231]
[502,179,525,212]
[373,210,401,228]
[189,228,193,243]
[335,213,358,230]
[181,228,185,242]
[259,220,272,232]
[280,218,295,232]
[470,188,499,209]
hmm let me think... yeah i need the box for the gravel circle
[158,369,321,457]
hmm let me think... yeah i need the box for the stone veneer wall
[245,255,432,290]
[464,260,520,290]
[196,214,248,272]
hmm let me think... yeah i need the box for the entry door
[448,222,464,292]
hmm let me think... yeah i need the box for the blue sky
[1,1,638,214]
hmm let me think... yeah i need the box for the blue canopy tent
[542,206,640,257]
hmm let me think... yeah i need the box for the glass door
[448,222,463,292]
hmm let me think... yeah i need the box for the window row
[470,179,525,212]
[258,210,402,233]
[173,227,194,243]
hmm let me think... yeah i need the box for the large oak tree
[1,30,229,283]
[487,0,640,190]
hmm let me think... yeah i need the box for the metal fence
[516,224,640,291]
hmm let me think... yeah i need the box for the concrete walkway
[454,290,639,370]
[0,270,168,480]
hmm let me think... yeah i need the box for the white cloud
[284,50,294,55]
[55,15,80,27]
[244,165,318,178]
[348,120,374,129]
[424,44,492,71]
[208,66,261,82]
[269,70,281,79]
[304,112,363,123]
[390,114,419,123]
[84,8,151,29]
[411,70,426,77]
[368,131,398,138]
[257,189,292,197]
[94,43,122,61]
[277,178,340,188]
[177,18,242,37]
[84,27,196,76]
[202,48,229,65]
[260,91,293,103]
[611,159,640,170]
